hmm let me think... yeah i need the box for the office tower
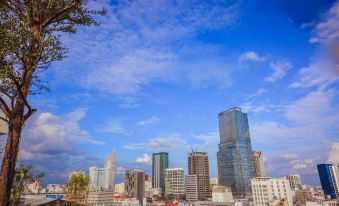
[185,175,199,201]
[165,168,185,198]
[317,164,339,199]
[89,151,116,191]
[253,151,265,177]
[152,152,168,193]
[285,175,302,190]
[251,177,293,206]
[124,169,145,206]
[217,107,255,198]
[188,152,211,200]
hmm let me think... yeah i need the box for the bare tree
[0,1,106,204]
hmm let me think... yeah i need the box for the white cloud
[137,116,161,126]
[246,88,268,99]
[125,135,187,150]
[135,153,152,164]
[238,51,266,62]
[99,119,129,135]
[327,143,339,164]
[265,61,292,82]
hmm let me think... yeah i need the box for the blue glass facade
[317,164,337,199]
[152,152,169,193]
[217,107,255,198]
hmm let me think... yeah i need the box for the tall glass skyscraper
[152,152,169,193]
[217,107,255,198]
[317,164,339,199]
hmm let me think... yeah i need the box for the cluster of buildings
[17,107,339,206]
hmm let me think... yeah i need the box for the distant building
[165,168,185,198]
[217,107,255,198]
[114,182,125,196]
[317,164,339,199]
[124,169,145,206]
[26,181,43,194]
[210,178,218,189]
[152,152,168,193]
[212,186,234,202]
[46,184,64,193]
[185,174,199,201]
[188,152,211,200]
[89,151,116,191]
[253,151,265,177]
[251,177,293,206]
[68,170,85,180]
[286,175,302,190]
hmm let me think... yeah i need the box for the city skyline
[8,0,339,186]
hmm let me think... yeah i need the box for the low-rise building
[285,175,302,191]
[251,177,293,206]
[26,181,43,194]
[185,175,198,201]
[46,184,64,193]
[212,186,234,202]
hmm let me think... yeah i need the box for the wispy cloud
[135,153,152,164]
[124,134,187,150]
[327,143,339,164]
[98,119,130,135]
[265,60,292,82]
[238,51,266,62]
[136,116,161,126]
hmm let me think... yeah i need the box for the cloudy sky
[13,0,339,185]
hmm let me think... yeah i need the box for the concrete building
[114,183,125,196]
[89,151,116,191]
[26,181,43,194]
[86,191,115,206]
[165,168,185,198]
[251,177,293,206]
[124,169,145,206]
[217,107,255,198]
[210,178,218,189]
[212,186,234,202]
[46,184,64,193]
[285,175,302,190]
[185,174,199,201]
[152,152,168,193]
[253,151,265,177]
[188,152,211,200]
[317,164,339,199]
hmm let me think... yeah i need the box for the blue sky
[16,0,339,185]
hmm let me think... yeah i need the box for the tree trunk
[0,117,24,206]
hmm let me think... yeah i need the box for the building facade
[253,151,265,177]
[165,168,185,198]
[89,151,116,191]
[152,152,169,193]
[217,107,255,198]
[212,186,234,202]
[285,175,302,190]
[185,175,199,201]
[251,177,293,206]
[188,152,211,200]
[124,169,145,206]
[317,164,339,199]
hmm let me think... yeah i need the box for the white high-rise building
[285,175,302,190]
[185,174,199,201]
[165,168,185,198]
[89,151,116,191]
[251,177,293,206]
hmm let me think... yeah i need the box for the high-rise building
[317,164,339,199]
[165,168,185,198]
[188,152,211,200]
[253,151,265,177]
[152,152,168,193]
[185,175,199,201]
[251,177,293,206]
[217,107,255,198]
[285,175,302,190]
[89,151,116,191]
[124,169,145,206]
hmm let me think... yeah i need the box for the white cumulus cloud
[136,153,152,164]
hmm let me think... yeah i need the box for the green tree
[10,164,44,206]
[65,173,90,204]
[0,1,105,205]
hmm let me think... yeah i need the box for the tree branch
[0,95,11,117]
[0,116,9,123]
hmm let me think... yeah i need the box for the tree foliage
[64,173,90,203]
[10,164,44,206]
[0,1,106,205]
